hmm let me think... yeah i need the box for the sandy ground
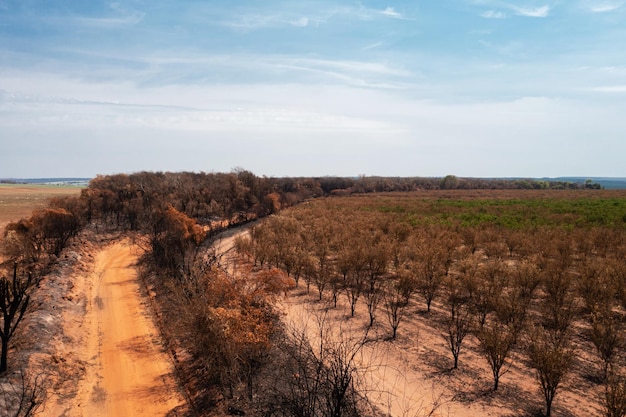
[44,239,185,417]
[275,286,605,417]
[217,230,469,417]
[277,291,487,417]
[216,229,604,417]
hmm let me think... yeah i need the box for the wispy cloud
[220,4,410,30]
[380,6,414,20]
[362,41,383,50]
[221,14,281,30]
[287,58,412,77]
[5,45,413,92]
[512,5,550,17]
[339,5,410,20]
[37,2,146,29]
[472,1,551,18]
[380,6,402,18]
[591,85,626,93]
[3,0,626,178]
[290,17,309,27]
[75,2,145,27]
[269,57,413,89]
[69,13,146,28]
[589,2,624,13]
[481,10,507,18]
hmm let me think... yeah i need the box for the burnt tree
[0,264,32,373]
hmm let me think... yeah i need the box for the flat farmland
[0,184,83,233]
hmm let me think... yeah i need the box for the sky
[1,0,625,178]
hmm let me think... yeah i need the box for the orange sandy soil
[275,287,606,417]
[216,234,607,417]
[272,290,603,417]
[36,237,186,417]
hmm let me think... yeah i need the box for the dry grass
[0,184,82,234]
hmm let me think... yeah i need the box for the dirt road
[48,240,185,416]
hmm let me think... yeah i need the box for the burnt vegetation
[0,171,624,416]
[242,189,626,416]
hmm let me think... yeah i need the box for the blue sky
[1,0,625,178]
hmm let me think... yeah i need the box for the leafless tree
[383,273,415,340]
[414,255,445,313]
[464,258,506,328]
[590,311,622,381]
[266,313,370,417]
[0,368,47,417]
[408,229,452,313]
[0,264,32,373]
[477,319,518,391]
[577,258,614,315]
[443,275,472,370]
[345,268,366,318]
[362,237,389,327]
[605,373,626,417]
[541,265,576,339]
[308,220,334,301]
[511,260,541,302]
[527,326,574,417]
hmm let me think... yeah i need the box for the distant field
[0,184,83,234]
[352,189,626,228]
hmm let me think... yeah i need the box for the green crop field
[345,189,626,229]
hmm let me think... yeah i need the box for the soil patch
[43,238,186,416]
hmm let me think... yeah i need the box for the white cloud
[3,1,626,178]
[513,5,550,17]
[591,85,626,93]
[589,2,624,12]
[1,45,415,93]
[271,57,414,89]
[61,3,146,28]
[222,14,277,30]
[363,41,383,50]
[70,13,146,27]
[599,66,626,74]
[217,4,411,31]
[474,3,549,19]
[108,2,124,13]
[0,85,394,136]
[332,4,409,21]
[290,17,309,27]
[381,6,402,18]
[2,69,625,178]
[291,58,412,77]
[481,10,507,18]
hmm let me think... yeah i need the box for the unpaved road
[47,240,185,417]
